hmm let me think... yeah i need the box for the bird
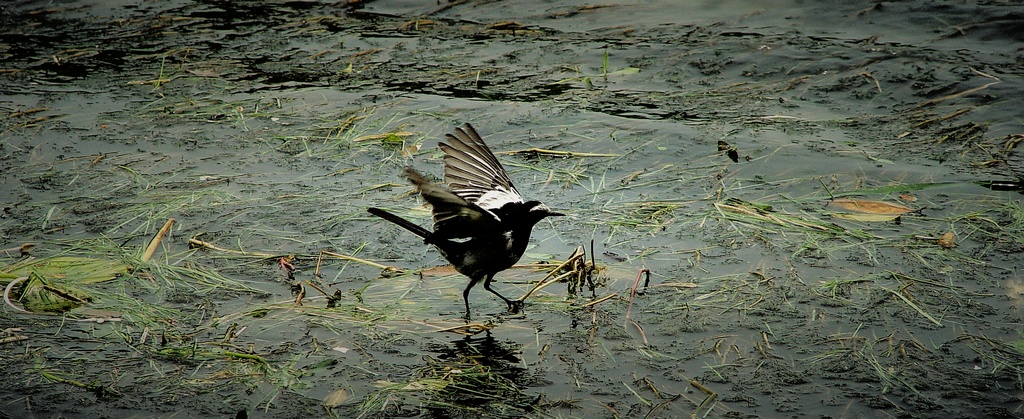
[368,123,563,318]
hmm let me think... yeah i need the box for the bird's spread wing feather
[405,167,501,238]
[440,123,523,211]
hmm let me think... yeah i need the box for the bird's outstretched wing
[440,123,524,211]
[405,167,501,240]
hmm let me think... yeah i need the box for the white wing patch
[475,188,523,211]
[503,231,514,250]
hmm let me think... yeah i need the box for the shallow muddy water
[2,1,1023,418]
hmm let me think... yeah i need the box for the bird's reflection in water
[430,332,521,365]
[417,332,540,417]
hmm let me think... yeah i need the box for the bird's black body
[368,123,562,318]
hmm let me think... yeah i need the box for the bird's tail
[367,207,431,239]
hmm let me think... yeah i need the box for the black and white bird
[368,123,563,318]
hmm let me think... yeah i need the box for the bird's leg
[462,276,483,320]
[461,290,472,321]
[484,274,523,314]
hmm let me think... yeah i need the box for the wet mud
[2,1,1024,418]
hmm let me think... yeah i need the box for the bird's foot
[506,299,524,314]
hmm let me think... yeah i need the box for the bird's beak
[548,211,565,217]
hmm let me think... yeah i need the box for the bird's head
[525,201,564,224]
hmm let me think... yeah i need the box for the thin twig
[434,322,493,335]
[519,247,585,301]
[320,250,396,271]
[624,268,651,345]
[886,287,942,326]
[503,148,618,158]
[859,71,882,93]
[690,379,718,419]
[141,218,175,262]
[189,238,276,258]
[910,80,1000,109]
[581,293,617,308]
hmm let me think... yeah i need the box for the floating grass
[714,198,845,234]
[105,188,241,236]
[589,200,690,243]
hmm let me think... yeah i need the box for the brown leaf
[832,212,901,222]
[938,232,956,248]
[419,265,458,277]
[488,21,526,31]
[828,198,914,215]
[323,388,350,407]
[401,143,421,158]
